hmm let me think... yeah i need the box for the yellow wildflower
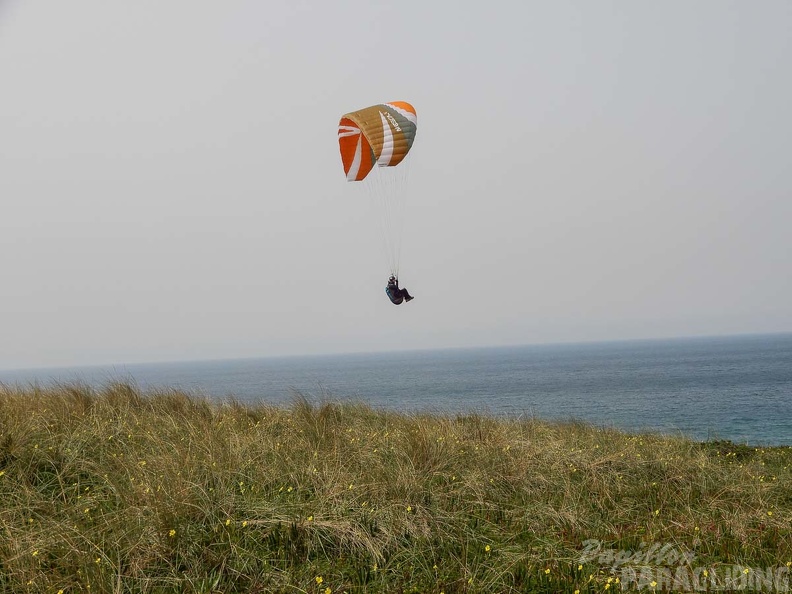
[169,529,176,537]
[315,575,324,584]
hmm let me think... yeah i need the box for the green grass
[1,383,791,593]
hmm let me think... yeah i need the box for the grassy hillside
[1,383,791,593]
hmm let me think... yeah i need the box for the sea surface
[2,334,791,446]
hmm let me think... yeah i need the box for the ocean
[2,333,791,446]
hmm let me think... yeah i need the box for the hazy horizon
[2,330,790,375]
[2,0,791,370]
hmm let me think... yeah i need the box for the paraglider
[385,275,414,305]
[338,102,418,305]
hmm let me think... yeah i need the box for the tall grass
[1,383,790,593]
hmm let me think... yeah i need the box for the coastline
[2,384,791,592]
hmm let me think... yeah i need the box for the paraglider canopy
[338,102,417,181]
[337,101,418,280]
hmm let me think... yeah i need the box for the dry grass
[1,383,791,593]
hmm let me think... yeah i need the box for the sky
[1,0,791,371]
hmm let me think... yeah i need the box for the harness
[385,284,403,305]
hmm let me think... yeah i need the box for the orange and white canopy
[338,101,417,181]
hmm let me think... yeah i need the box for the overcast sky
[1,0,791,370]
